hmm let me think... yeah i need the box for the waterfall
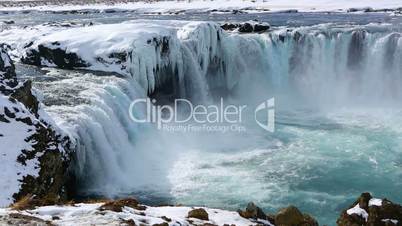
[119,22,402,109]
[31,22,402,199]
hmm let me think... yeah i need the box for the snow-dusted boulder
[0,47,72,207]
[238,202,318,226]
[337,193,402,226]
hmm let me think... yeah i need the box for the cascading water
[24,22,402,224]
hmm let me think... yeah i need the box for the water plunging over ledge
[11,20,402,225]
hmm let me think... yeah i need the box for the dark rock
[0,114,9,123]
[238,23,254,33]
[122,219,136,226]
[161,216,171,222]
[188,208,209,221]
[11,80,39,115]
[221,22,269,33]
[99,198,140,212]
[279,35,286,42]
[238,202,316,226]
[363,7,375,12]
[153,223,169,226]
[232,9,245,14]
[4,107,15,118]
[221,23,239,31]
[16,116,33,126]
[22,44,89,69]
[279,9,298,13]
[3,20,14,24]
[275,206,318,226]
[303,214,320,226]
[358,192,373,210]
[376,8,394,12]
[337,193,402,226]
[253,23,270,32]
[0,47,16,79]
[109,52,127,63]
[238,202,267,220]
[275,206,305,226]
[104,9,117,13]
[347,8,359,12]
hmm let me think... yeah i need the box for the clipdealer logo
[128,98,275,133]
[254,98,275,132]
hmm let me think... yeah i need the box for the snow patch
[346,204,368,221]
[382,219,399,224]
[369,198,383,207]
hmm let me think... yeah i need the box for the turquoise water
[166,109,402,224]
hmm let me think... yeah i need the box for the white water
[29,22,402,224]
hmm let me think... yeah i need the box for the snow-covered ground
[0,0,401,13]
[0,202,269,226]
[0,95,39,207]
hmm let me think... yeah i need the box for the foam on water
[167,109,402,223]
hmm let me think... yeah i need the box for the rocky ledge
[0,197,312,226]
[0,46,73,206]
[0,193,401,226]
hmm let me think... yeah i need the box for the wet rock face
[0,47,72,206]
[337,193,402,226]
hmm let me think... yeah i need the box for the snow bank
[0,203,270,226]
[0,0,401,13]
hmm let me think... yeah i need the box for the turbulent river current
[3,10,402,224]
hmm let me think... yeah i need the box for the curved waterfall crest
[13,21,402,197]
